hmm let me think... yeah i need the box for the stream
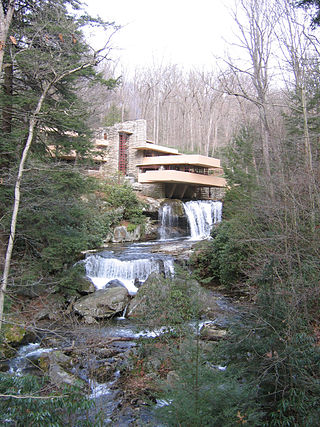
[8,199,229,425]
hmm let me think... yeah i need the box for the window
[118,132,129,174]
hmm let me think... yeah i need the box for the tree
[0,0,119,329]
[0,0,15,75]
[298,0,320,26]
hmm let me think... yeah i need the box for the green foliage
[0,373,93,426]
[0,162,122,294]
[155,332,264,427]
[137,273,201,334]
[191,219,251,289]
[218,289,320,426]
[101,179,145,225]
[185,111,320,426]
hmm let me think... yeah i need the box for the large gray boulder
[104,224,142,243]
[74,288,130,319]
[39,350,82,388]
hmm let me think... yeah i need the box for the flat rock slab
[74,288,130,319]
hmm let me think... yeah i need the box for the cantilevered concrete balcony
[136,154,221,169]
[138,170,226,188]
[135,142,180,155]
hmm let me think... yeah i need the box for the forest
[0,0,319,425]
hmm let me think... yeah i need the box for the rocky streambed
[2,281,240,426]
[1,199,235,425]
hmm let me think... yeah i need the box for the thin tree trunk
[0,83,50,329]
[0,61,96,329]
[2,61,13,133]
[301,87,316,231]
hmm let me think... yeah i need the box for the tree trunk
[0,82,50,329]
[2,61,13,133]
[0,1,16,75]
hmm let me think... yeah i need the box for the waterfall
[85,251,174,295]
[158,203,179,240]
[183,200,222,240]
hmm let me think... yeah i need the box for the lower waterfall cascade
[84,247,175,295]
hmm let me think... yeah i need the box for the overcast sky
[84,0,236,72]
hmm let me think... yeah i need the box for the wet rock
[106,225,143,243]
[39,350,83,388]
[49,363,78,386]
[74,288,130,319]
[1,323,37,358]
[127,273,166,318]
[143,217,158,240]
[0,359,10,372]
[3,323,27,347]
[106,279,127,289]
[77,277,95,295]
[200,324,227,341]
[140,196,162,216]
[113,226,128,243]
[84,315,98,325]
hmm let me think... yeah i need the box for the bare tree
[219,0,282,197]
[276,0,320,229]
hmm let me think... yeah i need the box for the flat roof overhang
[135,142,180,155]
[138,170,226,187]
[47,145,108,162]
[137,154,221,169]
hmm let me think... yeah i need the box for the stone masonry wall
[94,120,146,179]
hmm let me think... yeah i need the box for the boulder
[106,279,127,289]
[112,225,127,243]
[74,288,130,319]
[106,224,142,243]
[143,217,159,241]
[39,350,81,387]
[77,277,95,295]
[139,196,163,217]
[127,273,162,318]
[49,363,78,387]
[200,324,227,341]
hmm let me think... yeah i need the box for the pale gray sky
[84,0,235,71]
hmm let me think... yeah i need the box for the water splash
[85,251,174,295]
[183,200,222,240]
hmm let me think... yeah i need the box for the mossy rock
[3,323,27,346]
[77,277,95,295]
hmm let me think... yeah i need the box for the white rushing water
[183,200,222,240]
[9,343,54,375]
[84,200,222,296]
[85,253,175,295]
[158,203,179,240]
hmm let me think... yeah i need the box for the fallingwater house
[53,119,226,199]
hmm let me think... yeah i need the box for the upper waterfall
[183,200,222,240]
[158,203,179,240]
